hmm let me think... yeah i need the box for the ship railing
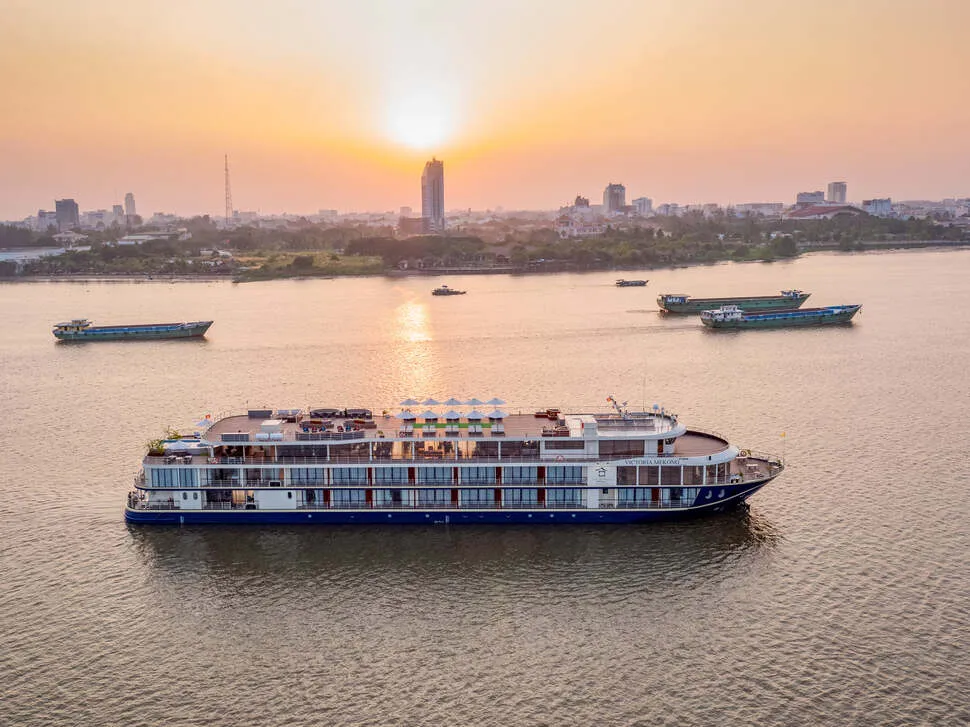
[683,425,731,443]
[144,453,706,466]
[739,448,785,468]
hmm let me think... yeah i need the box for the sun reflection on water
[396,301,431,343]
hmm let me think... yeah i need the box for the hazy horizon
[3,0,969,220]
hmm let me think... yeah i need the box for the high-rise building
[796,191,825,206]
[633,197,653,216]
[124,192,136,223]
[574,195,590,208]
[36,209,58,232]
[603,183,626,213]
[827,182,847,204]
[421,158,445,233]
[55,199,79,231]
[863,198,892,217]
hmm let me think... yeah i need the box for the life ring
[556,455,564,462]
[739,449,750,458]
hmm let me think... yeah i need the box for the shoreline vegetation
[2,213,967,283]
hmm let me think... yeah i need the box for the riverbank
[2,240,967,284]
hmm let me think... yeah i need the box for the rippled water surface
[1,250,968,726]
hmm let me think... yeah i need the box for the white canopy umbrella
[464,398,485,406]
[395,411,417,420]
[487,410,508,419]
[421,398,441,406]
[399,398,420,406]
[443,410,462,420]
[442,397,463,406]
[485,398,506,406]
[466,410,485,420]
[419,410,439,420]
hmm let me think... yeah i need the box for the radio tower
[224,154,233,226]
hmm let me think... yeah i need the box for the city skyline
[2,1,969,220]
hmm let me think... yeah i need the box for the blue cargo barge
[53,319,212,341]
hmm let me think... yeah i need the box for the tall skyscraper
[124,192,136,224]
[54,198,79,231]
[827,181,847,204]
[421,158,445,233]
[603,183,626,213]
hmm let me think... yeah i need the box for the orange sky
[2,0,969,219]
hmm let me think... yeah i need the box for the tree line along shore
[2,212,967,281]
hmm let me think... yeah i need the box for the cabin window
[546,466,583,484]
[503,466,538,484]
[374,468,408,485]
[416,466,452,484]
[290,467,326,484]
[331,489,367,507]
[617,488,651,507]
[373,489,406,506]
[617,466,637,485]
[148,468,197,487]
[332,467,368,485]
[543,440,585,451]
[683,466,704,485]
[181,492,188,500]
[659,466,681,485]
[415,488,451,505]
[286,445,328,459]
[545,488,582,506]
[504,488,538,505]
[500,441,539,459]
[460,467,496,484]
[598,440,645,457]
[461,489,495,505]
[639,466,659,485]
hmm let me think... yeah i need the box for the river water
[0,250,967,726]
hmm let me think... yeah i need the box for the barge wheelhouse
[125,403,784,525]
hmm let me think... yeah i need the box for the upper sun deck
[200,409,684,444]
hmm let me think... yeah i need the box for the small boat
[658,290,809,314]
[52,319,213,341]
[616,279,648,287]
[700,304,861,329]
[431,285,466,296]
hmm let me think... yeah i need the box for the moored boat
[700,304,861,329]
[52,319,212,341]
[616,279,648,287]
[124,398,784,525]
[658,290,809,314]
[431,285,466,296]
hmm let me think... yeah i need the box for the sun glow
[384,89,457,151]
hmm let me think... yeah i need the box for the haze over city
[2,0,969,219]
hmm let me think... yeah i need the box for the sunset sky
[2,0,969,219]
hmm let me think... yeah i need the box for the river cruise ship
[125,399,784,525]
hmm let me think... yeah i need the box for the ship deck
[202,411,685,442]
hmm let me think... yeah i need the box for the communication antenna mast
[224,154,233,226]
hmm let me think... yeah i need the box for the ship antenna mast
[224,154,233,226]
